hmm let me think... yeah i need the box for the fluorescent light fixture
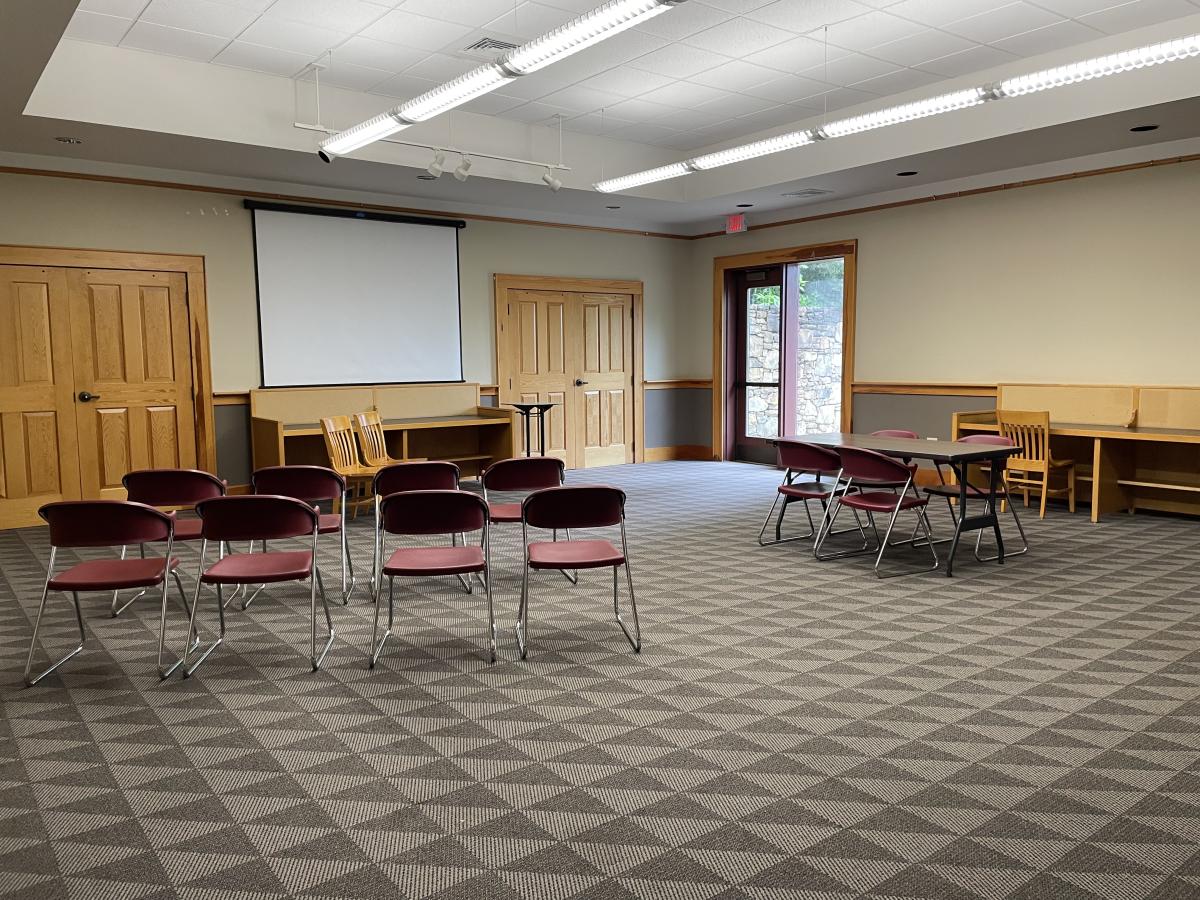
[454,156,473,182]
[592,31,1200,192]
[819,88,985,138]
[503,0,684,75]
[691,130,814,170]
[996,34,1200,97]
[594,162,693,193]
[320,0,690,160]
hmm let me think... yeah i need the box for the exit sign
[725,213,747,234]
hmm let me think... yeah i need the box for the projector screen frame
[245,199,467,389]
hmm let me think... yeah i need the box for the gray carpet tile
[1,460,1199,899]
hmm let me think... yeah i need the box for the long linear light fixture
[594,32,1200,193]
[319,0,687,161]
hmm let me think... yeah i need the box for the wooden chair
[997,409,1076,518]
[320,415,377,519]
[353,410,403,468]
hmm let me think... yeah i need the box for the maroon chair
[371,462,462,598]
[758,440,861,546]
[24,500,194,685]
[371,490,494,666]
[814,446,938,577]
[924,435,1028,562]
[182,495,334,676]
[871,429,919,440]
[517,485,640,659]
[252,466,353,608]
[114,468,226,617]
[483,457,576,583]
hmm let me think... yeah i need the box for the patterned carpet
[2,460,1199,900]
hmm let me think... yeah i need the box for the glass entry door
[732,266,784,464]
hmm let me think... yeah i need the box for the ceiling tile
[538,84,627,113]
[824,10,927,50]
[495,2,577,39]
[604,96,680,122]
[701,0,778,12]
[140,0,258,39]
[852,66,942,94]
[361,10,474,51]
[688,59,783,91]
[744,34,852,73]
[731,103,811,131]
[330,36,426,72]
[459,92,527,115]
[121,21,228,60]
[811,85,882,111]
[65,11,132,45]
[1078,0,1200,34]
[501,101,576,123]
[945,3,1064,44]
[576,66,676,98]
[992,18,1104,56]
[560,110,636,135]
[800,51,900,85]
[403,53,478,82]
[369,71,439,98]
[919,43,1017,76]
[1029,0,1133,14]
[654,106,735,131]
[79,0,151,15]
[239,18,349,57]
[870,29,975,66]
[214,41,313,76]
[634,2,735,40]
[264,0,388,32]
[627,43,730,78]
[607,122,685,144]
[885,0,1014,28]
[637,80,734,108]
[650,132,714,151]
[317,61,394,92]
[748,0,875,33]
[400,0,521,28]
[742,72,837,103]
[683,17,797,55]
[696,90,779,117]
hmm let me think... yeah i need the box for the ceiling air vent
[781,188,833,199]
[461,37,520,60]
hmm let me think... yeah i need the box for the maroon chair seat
[528,539,624,570]
[50,557,180,592]
[252,466,353,608]
[201,551,314,585]
[517,485,640,659]
[371,489,495,666]
[25,500,195,686]
[839,491,929,513]
[182,494,335,676]
[383,545,484,577]
[486,502,522,523]
[778,482,836,500]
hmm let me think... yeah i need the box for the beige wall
[689,159,1200,385]
[0,171,698,392]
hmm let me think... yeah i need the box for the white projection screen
[251,204,464,386]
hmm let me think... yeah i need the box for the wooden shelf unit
[250,383,515,479]
[953,384,1200,521]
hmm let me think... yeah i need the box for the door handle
[574,379,589,387]
[77,391,101,402]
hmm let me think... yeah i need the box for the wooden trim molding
[0,244,217,474]
[643,379,713,390]
[644,445,714,462]
[213,392,251,406]
[852,382,998,397]
[711,241,858,459]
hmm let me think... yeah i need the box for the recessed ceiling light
[1130,124,1159,132]
[897,170,918,176]
[736,203,753,208]
[55,136,83,144]
[417,174,437,180]
[605,205,621,209]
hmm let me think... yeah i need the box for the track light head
[318,149,334,164]
[454,156,472,182]
[542,169,563,192]
[426,151,446,177]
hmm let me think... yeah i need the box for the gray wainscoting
[214,403,252,486]
[644,388,713,449]
[851,393,996,440]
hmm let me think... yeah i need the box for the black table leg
[536,409,547,457]
[988,462,1006,564]
[523,412,532,457]
[946,462,967,577]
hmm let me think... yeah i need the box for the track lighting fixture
[542,169,563,192]
[454,156,472,182]
[426,151,446,178]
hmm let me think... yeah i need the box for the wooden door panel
[575,294,633,468]
[0,266,80,527]
[506,291,572,464]
[69,269,195,500]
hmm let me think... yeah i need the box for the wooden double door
[0,264,196,528]
[496,284,638,468]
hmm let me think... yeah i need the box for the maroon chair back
[483,457,565,492]
[838,446,913,484]
[775,440,841,475]
[195,495,318,543]
[39,500,173,548]
[523,485,625,530]
[123,468,226,507]
[871,429,919,440]
[374,461,459,497]
[380,490,487,536]
[959,434,1015,446]
[253,465,346,503]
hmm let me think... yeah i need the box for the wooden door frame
[493,274,645,464]
[0,244,217,474]
[711,241,857,460]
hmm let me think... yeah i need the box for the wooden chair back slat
[321,415,363,475]
[997,410,1050,475]
[352,411,393,467]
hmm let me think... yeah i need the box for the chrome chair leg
[873,504,940,579]
[452,533,474,594]
[158,569,199,679]
[483,569,497,664]
[615,524,641,653]
[183,540,225,678]
[311,566,334,671]
[24,550,88,687]
[111,544,149,617]
[974,494,1029,562]
[369,575,395,668]
[515,567,530,661]
[557,527,579,585]
[240,540,270,611]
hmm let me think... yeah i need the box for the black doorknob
[574,379,589,387]
[77,391,101,402]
